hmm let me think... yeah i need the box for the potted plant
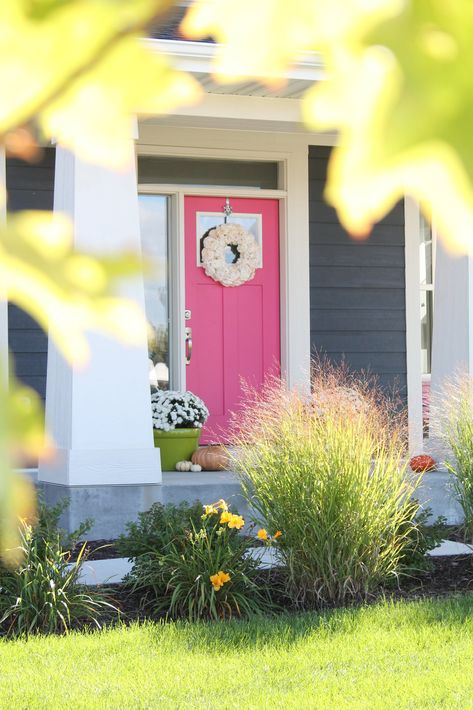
[151,390,209,471]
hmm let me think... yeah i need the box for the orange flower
[210,570,231,591]
[257,529,268,540]
[273,531,282,539]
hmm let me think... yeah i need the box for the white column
[404,198,423,453]
[430,243,472,399]
[283,145,311,391]
[39,142,161,486]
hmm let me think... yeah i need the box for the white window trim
[404,199,438,452]
[404,197,423,453]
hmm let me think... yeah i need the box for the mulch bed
[89,555,473,627]
[70,531,473,624]
[72,539,122,561]
[72,535,263,562]
[394,555,473,599]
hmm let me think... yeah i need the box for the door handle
[185,326,193,365]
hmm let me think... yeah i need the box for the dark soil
[442,526,472,544]
[71,539,123,561]
[394,555,473,599]
[72,535,263,562]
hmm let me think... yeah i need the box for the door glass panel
[419,215,433,286]
[420,290,433,375]
[138,194,170,389]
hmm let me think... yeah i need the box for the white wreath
[201,223,260,287]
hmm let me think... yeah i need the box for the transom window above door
[138,156,280,190]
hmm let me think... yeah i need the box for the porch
[3,39,470,535]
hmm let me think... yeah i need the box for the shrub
[398,505,447,573]
[432,374,473,541]
[0,512,116,637]
[126,499,275,621]
[35,496,93,555]
[230,364,423,608]
[117,500,205,559]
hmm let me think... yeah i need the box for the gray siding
[6,149,55,399]
[309,145,407,396]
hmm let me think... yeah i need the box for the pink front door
[185,196,280,443]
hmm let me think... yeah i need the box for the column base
[38,447,162,486]
[38,481,163,539]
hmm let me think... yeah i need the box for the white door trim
[136,134,311,394]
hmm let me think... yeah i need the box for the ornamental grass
[230,363,422,609]
[0,519,116,637]
[431,373,473,542]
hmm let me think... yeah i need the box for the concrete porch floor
[30,468,464,540]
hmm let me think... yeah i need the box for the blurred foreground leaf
[184,0,473,253]
[1,211,148,365]
[182,0,319,83]
[0,370,44,565]
[0,0,201,167]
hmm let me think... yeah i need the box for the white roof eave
[142,37,325,85]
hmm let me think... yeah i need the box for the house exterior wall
[309,145,407,396]
[6,140,410,408]
[6,148,55,399]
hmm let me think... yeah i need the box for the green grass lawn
[2,596,473,709]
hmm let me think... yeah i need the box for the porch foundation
[38,471,251,539]
[37,468,462,540]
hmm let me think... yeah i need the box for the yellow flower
[227,514,245,530]
[220,511,232,524]
[205,499,228,516]
[210,570,231,591]
[257,528,268,540]
[219,571,231,584]
[273,531,282,540]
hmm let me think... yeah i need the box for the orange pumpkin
[409,455,436,472]
[191,444,229,471]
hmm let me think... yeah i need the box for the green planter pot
[153,428,202,471]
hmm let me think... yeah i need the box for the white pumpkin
[175,460,192,472]
[190,464,202,472]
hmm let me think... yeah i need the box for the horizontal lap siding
[6,149,55,399]
[309,145,407,398]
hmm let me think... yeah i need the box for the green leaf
[0,368,40,565]
[0,211,148,364]
[0,0,201,166]
[185,0,473,252]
